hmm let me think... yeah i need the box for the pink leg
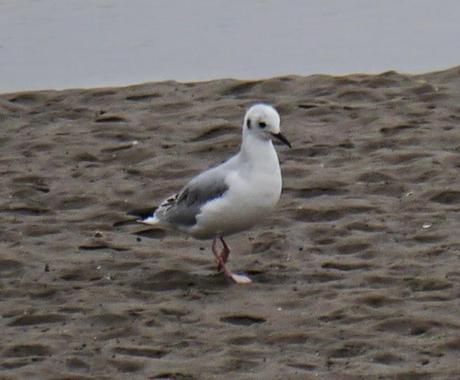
[212,237,233,278]
[217,237,231,272]
[211,237,251,284]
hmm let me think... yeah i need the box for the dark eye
[246,119,251,129]
[258,122,266,128]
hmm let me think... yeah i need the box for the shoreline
[1,65,458,97]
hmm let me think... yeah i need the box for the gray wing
[156,168,229,227]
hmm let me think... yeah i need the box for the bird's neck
[239,132,279,170]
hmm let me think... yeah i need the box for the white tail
[138,216,159,225]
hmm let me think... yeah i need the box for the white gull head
[242,104,291,148]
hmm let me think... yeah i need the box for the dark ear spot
[246,119,251,129]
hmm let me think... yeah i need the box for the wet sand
[1,67,460,379]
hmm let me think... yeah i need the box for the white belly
[191,170,282,239]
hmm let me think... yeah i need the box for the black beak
[271,132,292,148]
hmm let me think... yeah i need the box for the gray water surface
[1,0,459,93]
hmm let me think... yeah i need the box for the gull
[141,104,290,284]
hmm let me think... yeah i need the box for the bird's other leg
[217,236,231,272]
[211,237,233,278]
[211,237,251,284]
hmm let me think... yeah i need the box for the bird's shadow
[130,269,231,293]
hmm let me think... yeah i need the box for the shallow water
[1,0,459,92]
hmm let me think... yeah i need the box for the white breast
[190,139,282,239]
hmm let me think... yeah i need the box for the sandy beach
[1,66,460,379]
